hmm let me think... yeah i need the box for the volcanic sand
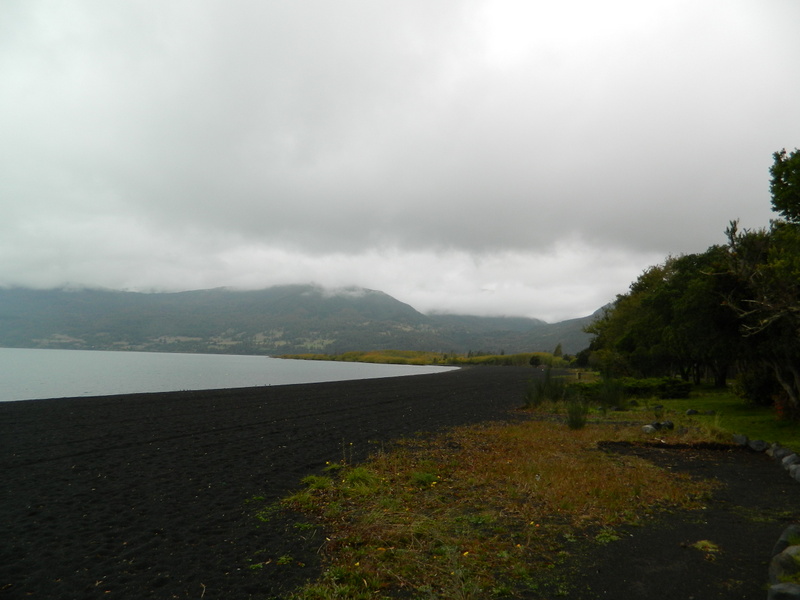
[1,366,798,599]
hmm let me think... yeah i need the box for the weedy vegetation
[266,408,719,597]
[280,350,570,368]
[246,373,800,599]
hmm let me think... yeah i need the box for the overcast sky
[2,1,799,322]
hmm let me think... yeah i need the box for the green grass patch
[651,386,800,452]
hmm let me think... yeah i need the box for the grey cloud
[1,0,799,318]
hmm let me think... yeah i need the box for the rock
[748,439,769,452]
[782,454,800,470]
[650,421,663,430]
[642,425,657,434]
[662,420,674,430]
[774,446,794,462]
[769,546,800,585]
[773,525,800,557]
[768,582,800,600]
[733,433,749,446]
[685,409,699,415]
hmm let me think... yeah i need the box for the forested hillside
[0,285,594,355]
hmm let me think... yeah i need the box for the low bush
[571,377,691,402]
[566,394,589,429]
[524,367,568,407]
[733,364,782,407]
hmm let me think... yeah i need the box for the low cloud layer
[2,1,798,321]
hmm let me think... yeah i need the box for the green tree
[770,148,800,223]
[726,220,800,410]
[723,149,800,412]
[585,247,740,385]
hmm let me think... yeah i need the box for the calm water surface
[0,348,456,402]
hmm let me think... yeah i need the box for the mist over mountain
[0,285,598,356]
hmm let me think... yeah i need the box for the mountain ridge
[0,285,599,355]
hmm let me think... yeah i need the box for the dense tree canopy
[586,246,740,386]
[586,149,800,414]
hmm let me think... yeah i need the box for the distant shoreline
[0,346,456,403]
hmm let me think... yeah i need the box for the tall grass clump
[565,389,589,429]
[524,366,568,407]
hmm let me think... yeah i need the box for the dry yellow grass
[282,414,719,599]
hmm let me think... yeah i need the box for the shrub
[565,393,589,430]
[596,377,626,410]
[734,364,782,406]
[570,377,690,401]
[524,367,568,407]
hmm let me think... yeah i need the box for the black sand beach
[2,366,798,599]
[1,367,536,599]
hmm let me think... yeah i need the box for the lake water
[0,347,457,403]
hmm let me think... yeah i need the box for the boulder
[685,408,699,415]
[774,446,794,462]
[773,525,800,557]
[748,439,769,452]
[782,454,800,470]
[733,433,749,446]
[641,424,657,434]
[768,583,800,600]
[769,546,800,585]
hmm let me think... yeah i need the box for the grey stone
[641,425,657,434]
[774,526,800,557]
[774,446,794,462]
[782,454,800,470]
[661,420,674,430]
[685,408,699,415]
[769,546,800,585]
[768,583,800,600]
[732,433,749,446]
[748,439,769,452]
